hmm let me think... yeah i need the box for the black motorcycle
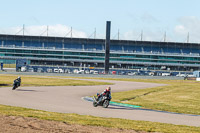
[12,80,20,90]
[93,93,112,108]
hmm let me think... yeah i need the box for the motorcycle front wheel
[12,86,16,90]
[103,100,109,108]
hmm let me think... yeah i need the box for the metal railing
[1,45,200,57]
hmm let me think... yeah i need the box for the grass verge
[0,104,199,133]
[108,79,200,115]
[3,64,16,68]
[0,74,112,86]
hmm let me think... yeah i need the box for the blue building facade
[0,34,200,72]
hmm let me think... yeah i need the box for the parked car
[162,73,171,76]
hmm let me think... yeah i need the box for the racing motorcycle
[93,93,112,108]
[12,80,20,90]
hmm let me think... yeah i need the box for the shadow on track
[0,84,10,86]
[108,106,135,110]
[15,89,44,92]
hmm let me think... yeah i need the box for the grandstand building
[0,34,200,72]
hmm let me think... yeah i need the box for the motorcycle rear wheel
[93,101,98,107]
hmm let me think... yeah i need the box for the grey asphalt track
[0,78,199,127]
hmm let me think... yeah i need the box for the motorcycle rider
[14,76,21,87]
[97,87,111,104]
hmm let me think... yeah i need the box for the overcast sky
[0,0,200,43]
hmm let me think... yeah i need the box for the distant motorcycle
[12,80,20,90]
[93,93,112,108]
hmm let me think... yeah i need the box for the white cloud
[175,25,186,35]
[122,30,170,42]
[1,17,200,43]
[0,24,88,38]
[174,16,200,43]
[122,16,200,43]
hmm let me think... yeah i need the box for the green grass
[109,79,200,115]
[3,64,16,68]
[0,74,112,86]
[81,77,200,115]
[0,104,199,133]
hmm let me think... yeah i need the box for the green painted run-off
[110,101,141,108]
